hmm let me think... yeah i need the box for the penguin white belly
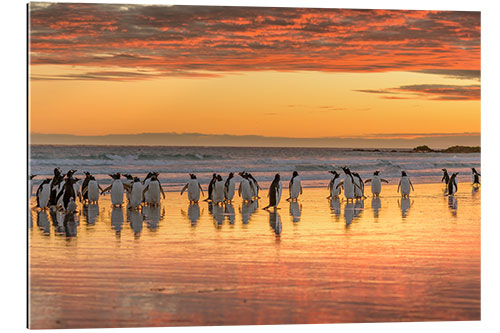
[250,180,259,197]
[276,182,282,205]
[143,179,151,202]
[73,182,80,197]
[331,178,341,197]
[187,180,200,201]
[226,179,236,201]
[129,183,143,208]
[88,180,100,202]
[241,180,253,201]
[290,177,301,199]
[212,181,225,203]
[344,177,355,199]
[147,181,161,205]
[111,180,124,205]
[400,178,411,196]
[371,177,382,195]
[38,184,50,208]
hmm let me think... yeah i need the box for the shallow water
[28,183,480,328]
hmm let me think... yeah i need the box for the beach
[28,182,480,328]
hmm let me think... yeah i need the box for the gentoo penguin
[447,172,459,195]
[181,174,204,204]
[122,174,134,201]
[204,173,218,202]
[287,171,302,201]
[84,175,103,204]
[471,168,481,186]
[238,172,253,202]
[81,172,92,202]
[263,174,282,210]
[246,173,261,199]
[327,170,342,199]
[441,169,450,186]
[56,176,80,211]
[338,167,356,201]
[48,168,64,206]
[364,171,389,196]
[224,172,236,202]
[101,173,125,206]
[212,175,225,205]
[352,172,365,199]
[397,171,414,198]
[128,176,143,209]
[35,178,51,209]
[29,175,36,197]
[143,174,165,206]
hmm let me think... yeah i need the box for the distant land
[30,132,481,149]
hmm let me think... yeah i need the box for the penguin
[364,171,389,196]
[48,168,64,206]
[212,175,225,205]
[224,172,236,202]
[56,176,80,211]
[263,173,282,210]
[122,174,134,201]
[142,172,156,204]
[447,172,459,195]
[246,172,261,199]
[35,178,51,209]
[352,172,365,199]
[181,174,204,204]
[101,173,125,206]
[238,172,254,202]
[471,168,481,186]
[441,169,450,186]
[29,175,36,197]
[397,171,414,198]
[81,172,92,202]
[338,167,357,201]
[128,176,143,209]
[143,174,165,206]
[83,175,103,204]
[327,170,342,199]
[204,173,218,202]
[287,171,302,201]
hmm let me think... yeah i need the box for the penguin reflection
[344,202,354,227]
[82,203,99,226]
[36,210,51,236]
[63,212,77,238]
[143,205,163,231]
[127,208,143,237]
[111,206,124,236]
[186,204,201,226]
[398,197,413,219]
[241,200,258,224]
[225,203,236,225]
[289,201,302,223]
[268,208,282,236]
[211,203,225,227]
[448,196,458,216]
[354,199,364,218]
[49,207,65,235]
[371,197,381,219]
[329,197,341,218]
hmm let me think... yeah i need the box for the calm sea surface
[29,183,480,328]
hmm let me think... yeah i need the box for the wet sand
[28,183,480,328]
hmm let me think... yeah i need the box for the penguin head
[30,175,36,180]
[442,168,447,172]
[274,173,280,181]
[328,170,337,175]
[123,173,133,180]
[189,173,196,179]
[292,171,299,178]
[217,175,223,181]
[401,171,407,177]
[84,171,91,177]
[471,168,477,173]
[374,170,380,175]
[133,176,140,182]
[151,174,158,181]
[212,173,217,179]
[228,172,234,178]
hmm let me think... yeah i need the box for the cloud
[355,84,480,101]
[29,4,480,80]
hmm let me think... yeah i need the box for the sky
[28,1,481,147]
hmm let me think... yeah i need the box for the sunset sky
[28,1,481,146]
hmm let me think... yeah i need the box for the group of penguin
[31,166,481,213]
[33,168,166,212]
[441,167,481,195]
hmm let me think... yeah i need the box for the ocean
[29,145,481,192]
